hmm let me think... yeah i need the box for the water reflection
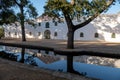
[0,51,17,61]
[20,48,25,63]
[0,46,120,80]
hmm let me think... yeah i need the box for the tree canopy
[44,0,115,28]
[44,0,116,49]
[0,0,17,24]
[0,0,38,41]
[14,0,38,41]
[0,0,38,24]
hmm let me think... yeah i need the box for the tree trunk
[20,6,26,41]
[62,12,75,49]
[21,22,26,41]
[67,30,75,49]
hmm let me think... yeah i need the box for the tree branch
[63,11,74,31]
[14,0,20,7]
[74,0,114,30]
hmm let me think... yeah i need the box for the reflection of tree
[19,48,25,63]
[67,55,73,72]
[0,51,17,61]
[24,54,38,66]
[19,48,38,66]
[74,55,116,67]
[67,55,85,75]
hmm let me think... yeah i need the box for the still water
[0,46,120,80]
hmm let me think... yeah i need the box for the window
[80,32,84,37]
[54,32,57,36]
[45,22,49,28]
[8,32,11,36]
[15,32,17,35]
[111,33,116,38]
[52,19,55,23]
[29,32,32,36]
[95,33,99,38]
[38,32,41,36]
[38,23,41,26]
[15,23,17,26]
[55,22,58,26]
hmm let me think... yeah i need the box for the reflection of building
[3,12,120,42]
[0,46,5,51]
[37,54,61,64]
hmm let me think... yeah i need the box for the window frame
[54,32,58,37]
[80,32,84,37]
[94,33,99,38]
[111,33,116,38]
[45,22,50,28]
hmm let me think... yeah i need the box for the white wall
[3,13,120,42]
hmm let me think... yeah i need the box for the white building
[3,13,120,42]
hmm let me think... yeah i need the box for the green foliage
[0,0,15,9]
[0,10,17,25]
[27,4,38,18]
[44,0,115,21]
[0,0,38,41]
[0,0,17,25]
[44,0,72,17]
[14,0,38,21]
[0,0,38,24]
[14,0,38,41]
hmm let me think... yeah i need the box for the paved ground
[0,58,96,80]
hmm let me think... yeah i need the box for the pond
[0,46,120,80]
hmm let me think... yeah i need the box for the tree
[0,0,38,41]
[0,0,17,25]
[0,0,38,63]
[12,0,38,63]
[0,27,4,39]
[13,0,38,41]
[44,0,115,49]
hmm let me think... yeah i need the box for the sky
[31,0,47,16]
[31,0,120,16]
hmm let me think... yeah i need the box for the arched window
[45,22,49,28]
[54,32,57,36]
[38,32,41,36]
[111,33,116,38]
[44,30,51,39]
[80,32,84,37]
[95,33,99,38]
[55,22,58,26]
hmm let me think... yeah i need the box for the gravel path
[0,58,96,80]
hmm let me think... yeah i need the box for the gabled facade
[3,13,120,42]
